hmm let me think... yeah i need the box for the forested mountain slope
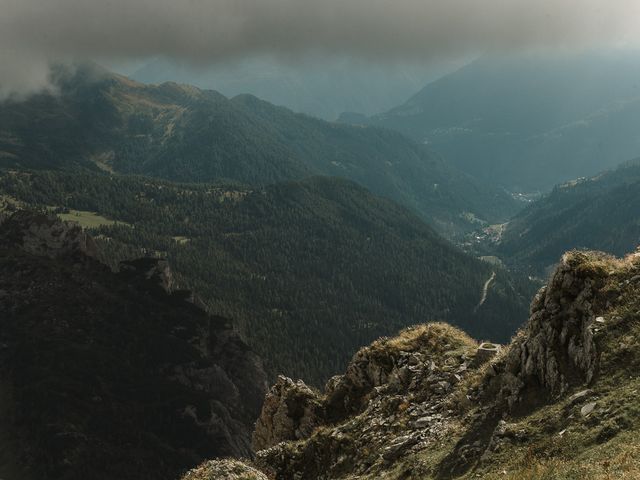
[0,170,532,385]
[0,211,267,480]
[497,159,640,275]
[0,63,517,237]
[368,51,640,191]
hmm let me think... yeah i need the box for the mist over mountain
[0,63,518,237]
[129,57,450,120]
[370,50,640,191]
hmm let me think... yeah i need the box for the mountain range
[3,53,640,480]
[367,51,640,191]
[129,56,449,121]
[0,63,518,238]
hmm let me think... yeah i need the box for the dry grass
[563,250,622,278]
[482,433,640,480]
[372,322,477,359]
[57,209,129,229]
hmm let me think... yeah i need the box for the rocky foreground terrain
[0,211,267,480]
[185,247,640,479]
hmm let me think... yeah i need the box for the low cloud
[1,0,639,98]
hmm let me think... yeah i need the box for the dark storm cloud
[1,0,639,98]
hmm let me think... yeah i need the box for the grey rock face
[489,252,602,409]
[252,376,324,451]
[440,252,606,477]
[255,324,478,479]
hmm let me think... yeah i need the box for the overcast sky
[1,0,639,98]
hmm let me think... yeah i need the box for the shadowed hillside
[0,211,267,480]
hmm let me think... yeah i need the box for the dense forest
[0,63,518,238]
[0,169,533,385]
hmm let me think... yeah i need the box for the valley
[365,51,640,192]
[0,170,533,386]
[1,28,640,480]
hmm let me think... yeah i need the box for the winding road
[474,271,496,313]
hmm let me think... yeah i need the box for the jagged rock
[490,251,603,408]
[181,459,268,480]
[325,348,391,419]
[253,375,324,451]
[254,324,478,479]
[250,250,639,480]
[324,325,475,422]
[438,251,611,478]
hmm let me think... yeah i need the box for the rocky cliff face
[253,323,481,478]
[239,248,640,479]
[0,211,267,480]
[252,376,324,452]
[497,251,601,398]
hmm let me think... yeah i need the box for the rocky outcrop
[0,211,268,480]
[252,376,324,451]
[323,324,477,422]
[480,251,603,412]
[181,459,267,480]
[246,250,630,480]
[437,251,609,477]
[253,324,479,478]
